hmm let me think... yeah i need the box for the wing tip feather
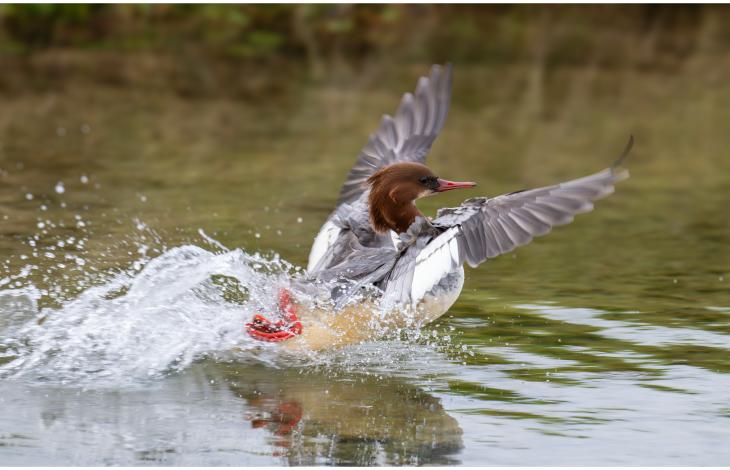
[612,134,634,168]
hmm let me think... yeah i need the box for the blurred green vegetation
[0,4,712,57]
[0,4,724,95]
[0,4,414,57]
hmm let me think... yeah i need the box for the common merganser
[246,63,631,343]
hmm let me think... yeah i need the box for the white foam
[0,245,304,387]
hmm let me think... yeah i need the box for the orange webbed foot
[245,288,302,342]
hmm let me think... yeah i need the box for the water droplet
[37,222,45,229]
[80,175,89,184]
[297,217,303,223]
[25,193,34,200]
[254,233,261,239]
[55,182,65,194]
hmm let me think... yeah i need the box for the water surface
[1,64,729,465]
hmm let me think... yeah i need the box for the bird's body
[246,63,630,345]
[306,187,467,323]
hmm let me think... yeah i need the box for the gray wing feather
[433,165,629,269]
[336,64,453,207]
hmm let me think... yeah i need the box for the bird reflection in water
[218,363,464,465]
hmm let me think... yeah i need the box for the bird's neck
[368,191,422,234]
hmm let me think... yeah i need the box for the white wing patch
[411,226,462,306]
[307,219,341,274]
[389,230,400,248]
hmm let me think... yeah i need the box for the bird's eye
[419,176,433,185]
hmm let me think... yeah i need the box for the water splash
[0,244,306,387]
[0,238,460,389]
[0,183,455,388]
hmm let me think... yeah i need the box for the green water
[1,64,729,465]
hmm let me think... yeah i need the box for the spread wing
[411,139,633,301]
[336,63,453,207]
[308,63,453,273]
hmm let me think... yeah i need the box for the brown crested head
[366,162,476,234]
